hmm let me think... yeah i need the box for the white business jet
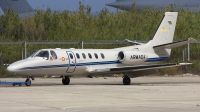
[7,12,195,86]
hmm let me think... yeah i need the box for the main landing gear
[25,75,34,86]
[62,76,70,85]
[123,75,131,85]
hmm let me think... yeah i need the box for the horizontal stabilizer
[153,38,196,49]
[88,63,192,73]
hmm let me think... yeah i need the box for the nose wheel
[25,79,31,86]
[25,75,34,86]
[62,76,70,85]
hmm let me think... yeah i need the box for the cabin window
[82,53,86,59]
[94,53,98,59]
[69,53,73,59]
[88,53,92,59]
[50,51,57,59]
[76,53,80,59]
[35,51,49,59]
[101,53,105,59]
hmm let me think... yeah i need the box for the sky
[27,0,117,13]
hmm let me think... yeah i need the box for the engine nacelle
[118,50,148,65]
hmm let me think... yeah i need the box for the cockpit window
[50,51,57,59]
[35,51,49,59]
[29,50,39,58]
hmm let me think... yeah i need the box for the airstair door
[66,51,76,73]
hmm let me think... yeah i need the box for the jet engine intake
[118,51,148,65]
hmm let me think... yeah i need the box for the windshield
[28,50,39,58]
[35,50,49,59]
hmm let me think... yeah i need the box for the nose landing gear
[25,75,34,86]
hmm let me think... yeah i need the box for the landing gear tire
[25,79,31,86]
[62,77,70,85]
[25,75,33,86]
[123,76,131,85]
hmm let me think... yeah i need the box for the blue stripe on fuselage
[20,57,169,70]
[20,61,120,70]
[145,57,169,62]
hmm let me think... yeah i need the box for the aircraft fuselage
[7,48,167,77]
[107,0,200,11]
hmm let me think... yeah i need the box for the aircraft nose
[106,2,121,8]
[106,1,131,10]
[7,65,18,73]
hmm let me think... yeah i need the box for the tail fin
[0,0,34,14]
[148,12,178,46]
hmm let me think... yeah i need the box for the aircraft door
[66,51,76,73]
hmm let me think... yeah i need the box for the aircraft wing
[87,63,192,74]
[153,38,196,49]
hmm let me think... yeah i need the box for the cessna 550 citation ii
[7,12,195,86]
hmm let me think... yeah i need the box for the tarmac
[0,76,200,112]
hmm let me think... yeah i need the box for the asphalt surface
[0,76,200,112]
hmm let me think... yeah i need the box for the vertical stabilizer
[149,12,178,46]
[0,0,34,14]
